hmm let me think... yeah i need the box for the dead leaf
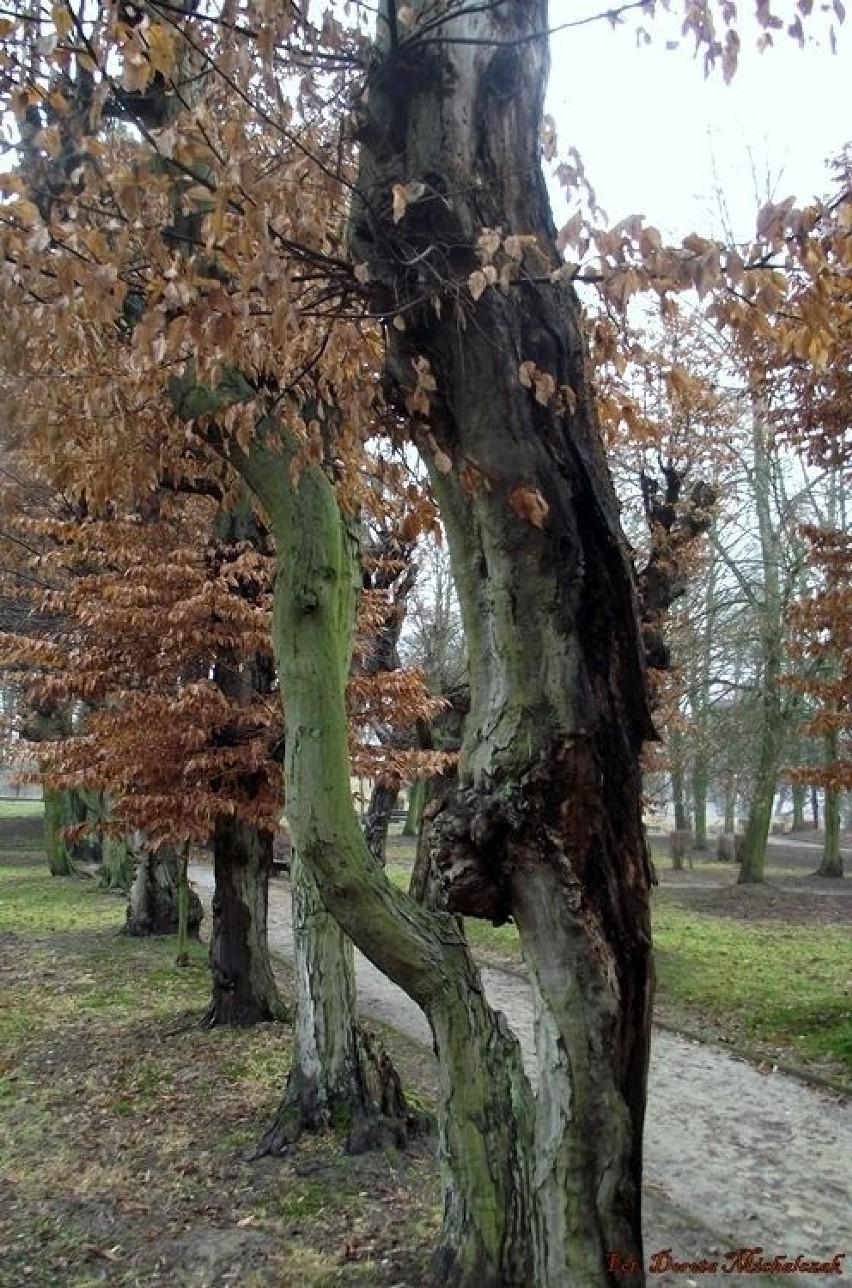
[508,485,549,529]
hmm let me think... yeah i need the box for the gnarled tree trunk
[350,4,654,1282]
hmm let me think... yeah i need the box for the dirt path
[190,866,851,1286]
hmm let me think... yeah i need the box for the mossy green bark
[43,786,82,876]
[238,437,533,1283]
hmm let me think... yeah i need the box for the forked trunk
[205,813,286,1025]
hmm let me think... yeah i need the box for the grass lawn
[0,854,440,1287]
[652,893,852,1081]
[0,797,45,818]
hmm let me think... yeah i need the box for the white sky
[549,9,851,241]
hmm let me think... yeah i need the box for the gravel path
[190,865,851,1286]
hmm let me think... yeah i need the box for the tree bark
[402,777,426,836]
[205,813,286,1024]
[792,780,808,830]
[126,842,203,937]
[817,734,843,877]
[671,765,689,833]
[99,832,134,891]
[43,785,83,876]
[234,433,539,1282]
[349,5,654,1282]
[738,417,789,884]
[692,752,709,851]
[363,771,402,865]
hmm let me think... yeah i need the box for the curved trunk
[206,814,286,1025]
[351,4,654,1281]
[236,438,538,1282]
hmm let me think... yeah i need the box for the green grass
[652,894,852,1077]
[0,854,440,1287]
[0,797,44,817]
[0,859,121,934]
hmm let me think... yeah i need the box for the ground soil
[657,833,852,926]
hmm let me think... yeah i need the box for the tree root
[250,1025,431,1160]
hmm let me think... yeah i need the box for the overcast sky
[549,9,850,241]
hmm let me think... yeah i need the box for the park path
[189,865,851,1286]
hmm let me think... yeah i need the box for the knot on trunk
[411,784,514,923]
[410,738,597,923]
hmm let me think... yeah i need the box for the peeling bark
[253,846,418,1157]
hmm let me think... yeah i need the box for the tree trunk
[363,771,402,865]
[254,846,362,1151]
[817,734,843,877]
[692,752,709,850]
[175,843,191,966]
[43,785,82,875]
[811,785,820,830]
[233,437,539,1282]
[738,416,789,885]
[671,767,688,833]
[402,777,426,836]
[126,843,203,937]
[737,706,783,884]
[217,3,654,1280]
[99,833,134,891]
[792,780,807,830]
[348,6,654,1282]
[205,813,286,1025]
[723,779,736,834]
